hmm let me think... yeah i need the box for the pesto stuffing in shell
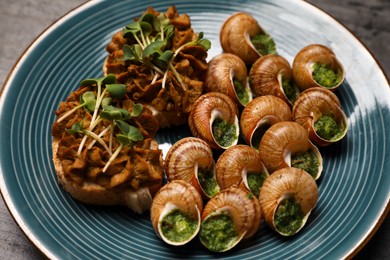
[198,168,220,197]
[291,151,319,178]
[233,78,250,105]
[274,197,304,236]
[160,209,198,243]
[314,115,345,140]
[250,34,277,56]
[199,212,238,252]
[281,78,299,103]
[312,63,340,88]
[212,118,237,147]
[247,172,267,197]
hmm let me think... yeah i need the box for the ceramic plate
[1,0,389,259]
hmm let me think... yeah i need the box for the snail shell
[164,137,219,198]
[220,12,269,64]
[240,95,292,149]
[292,87,348,146]
[258,121,323,180]
[205,53,252,106]
[188,92,239,149]
[150,180,203,246]
[259,167,318,236]
[292,44,345,91]
[216,145,269,197]
[249,54,299,106]
[200,187,262,252]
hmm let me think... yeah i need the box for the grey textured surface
[0,0,388,259]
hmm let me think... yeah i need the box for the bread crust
[52,138,159,213]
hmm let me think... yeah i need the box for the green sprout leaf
[130,103,143,117]
[123,44,143,61]
[80,74,116,87]
[142,40,166,59]
[80,91,96,112]
[106,84,126,99]
[66,122,84,135]
[100,105,130,121]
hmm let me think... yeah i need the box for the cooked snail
[220,12,276,64]
[164,137,219,198]
[205,53,252,106]
[259,121,323,180]
[249,54,299,105]
[259,167,318,236]
[292,87,348,146]
[150,180,203,246]
[215,145,269,197]
[188,92,239,149]
[240,95,292,149]
[292,44,345,91]
[199,187,261,252]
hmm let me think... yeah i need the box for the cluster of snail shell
[150,12,348,252]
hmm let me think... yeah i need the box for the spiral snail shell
[292,87,348,146]
[220,12,276,64]
[249,54,299,106]
[292,44,345,91]
[240,95,292,149]
[150,180,203,246]
[188,92,239,149]
[215,145,269,197]
[199,187,262,252]
[258,121,323,180]
[259,167,318,236]
[205,53,252,106]
[164,137,219,198]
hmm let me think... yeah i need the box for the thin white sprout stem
[87,125,112,150]
[103,143,124,173]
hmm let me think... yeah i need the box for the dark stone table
[0,0,388,259]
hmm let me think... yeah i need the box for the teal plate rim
[0,0,389,259]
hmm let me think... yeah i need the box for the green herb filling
[291,151,319,178]
[212,118,237,147]
[247,172,267,197]
[160,209,198,243]
[274,197,304,236]
[199,212,238,252]
[198,168,220,197]
[312,63,340,88]
[233,78,250,105]
[314,115,344,140]
[281,78,299,103]
[250,34,277,56]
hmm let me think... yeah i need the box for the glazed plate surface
[0,0,389,259]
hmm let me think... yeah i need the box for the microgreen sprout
[103,119,144,173]
[67,122,112,156]
[65,74,127,156]
[121,12,211,90]
[56,91,96,123]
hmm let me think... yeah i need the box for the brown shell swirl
[240,95,292,148]
[259,167,318,236]
[205,53,252,106]
[150,180,203,245]
[164,137,217,198]
[249,54,298,105]
[202,187,262,240]
[292,87,348,146]
[220,12,265,64]
[188,92,239,149]
[258,121,323,179]
[292,44,345,91]
[215,145,268,194]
